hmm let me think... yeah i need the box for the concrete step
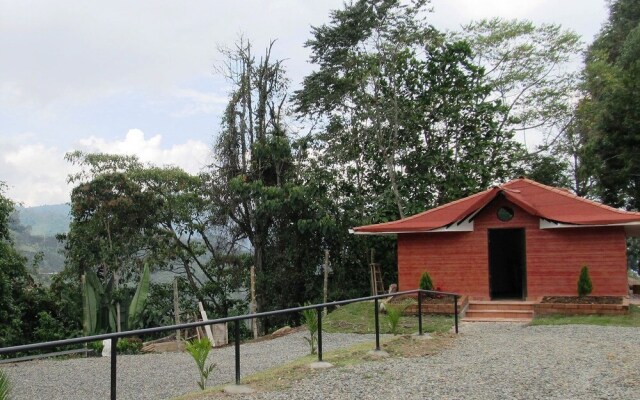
[461,317,532,323]
[468,301,535,311]
[464,309,533,320]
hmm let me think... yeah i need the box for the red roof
[352,178,640,234]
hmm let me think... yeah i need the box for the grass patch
[531,305,640,327]
[176,333,455,399]
[323,301,454,335]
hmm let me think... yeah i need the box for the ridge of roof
[504,177,640,217]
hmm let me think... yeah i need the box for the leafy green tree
[296,0,520,222]
[458,18,582,149]
[577,265,593,297]
[579,0,640,209]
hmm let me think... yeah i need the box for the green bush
[0,369,10,400]
[185,338,216,390]
[88,340,104,355]
[419,271,434,291]
[116,337,143,354]
[577,266,593,297]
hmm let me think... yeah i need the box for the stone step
[464,309,534,319]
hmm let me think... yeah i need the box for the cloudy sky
[1,0,608,206]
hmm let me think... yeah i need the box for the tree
[579,0,640,209]
[458,18,582,149]
[295,0,521,220]
[64,152,160,332]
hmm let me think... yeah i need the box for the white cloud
[0,130,211,206]
[78,129,211,174]
[170,88,229,117]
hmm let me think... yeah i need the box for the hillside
[10,204,71,275]
[17,203,71,236]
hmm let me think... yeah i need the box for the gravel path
[2,331,379,400]
[238,323,640,400]
[3,324,640,399]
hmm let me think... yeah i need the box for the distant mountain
[17,203,71,236]
[9,204,71,275]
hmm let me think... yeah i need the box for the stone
[102,339,111,357]
[367,349,390,358]
[271,326,292,336]
[223,384,255,394]
[309,361,333,369]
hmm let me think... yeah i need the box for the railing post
[111,337,117,400]
[454,295,459,334]
[317,307,323,362]
[234,320,241,385]
[418,291,423,336]
[374,298,380,351]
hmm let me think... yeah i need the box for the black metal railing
[0,289,459,399]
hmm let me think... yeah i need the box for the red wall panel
[397,197,628,300]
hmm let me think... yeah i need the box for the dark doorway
[488,228,526,299]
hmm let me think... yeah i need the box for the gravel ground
[238,323,640,400]
[4,324,640,400]
[1,331,379,400]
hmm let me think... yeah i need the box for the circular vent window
[497,206,514,222]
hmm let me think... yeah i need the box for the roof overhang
[540,219,640,237]
[351,217,474,235]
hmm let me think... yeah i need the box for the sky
[0,0,609,206]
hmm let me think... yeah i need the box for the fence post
[374,298,380,351]
[418,291,423,336]
[111,337,118,400]
[454,295,459,334]
[317,307,323,362]
[234,320,241,385]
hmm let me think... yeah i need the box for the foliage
[185,338,216,390]
[88,340,104,355]
[115,337,143,354]
[0,368,9,400]
[419,271,434,291]
[301,306,318,355]
[1,184,81,348]
[385,305,402,335]
[127,263,150,329]
[577,266,593,297]
[578,0,640,209]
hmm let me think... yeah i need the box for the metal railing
[0,289,459,399]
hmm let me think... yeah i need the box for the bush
[88,340,104,355]
[116,337,143,354]
[577,265,593,297]
[419,271,434,291]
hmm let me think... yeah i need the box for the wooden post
[173,277,181,342]
[198,302,215,346]
[323,250,329,316]
[250,266,258,340]
[370,249,376,296]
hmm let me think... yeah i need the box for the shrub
[0,369,10,400]
[185,338,216,390]
[386,306,402,335]
[301,306,318,355]
[577,265,593,297]
[88,340,104,355]
[116,337,143,354]
[419,271,434,291]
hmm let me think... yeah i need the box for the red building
[353,178,640,301]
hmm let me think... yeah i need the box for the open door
[488,228,526,300]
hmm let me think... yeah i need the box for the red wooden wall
[397,197,628,300]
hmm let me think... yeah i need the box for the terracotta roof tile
[352,178,640,234]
